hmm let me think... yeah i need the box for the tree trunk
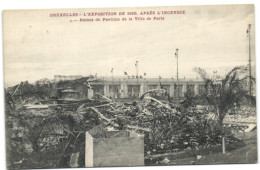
[217,109,226,127]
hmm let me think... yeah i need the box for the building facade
[51,75,205,100]
[87,77,205,99]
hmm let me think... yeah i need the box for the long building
[53,76,205,100]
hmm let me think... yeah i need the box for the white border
[1,1,259,170]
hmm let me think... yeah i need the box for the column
[120,82,128,98]
[104,84,110,97]
[170,84,175,98]
[194,83,199,96]
[88,88,94,99]
[183,84,187,97]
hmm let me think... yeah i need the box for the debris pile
[5,83,247,168]
[224,114,256,124]
[76,95,238,157]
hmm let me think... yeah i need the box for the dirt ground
[156,129,258,165]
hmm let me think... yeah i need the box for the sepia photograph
[2,4,257,169]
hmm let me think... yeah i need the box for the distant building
[86,77,204,99]
[36,78,51,85]
[51,75,205,100]
[60,89,80,100]
[54,75,83,82]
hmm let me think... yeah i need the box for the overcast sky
[3,4,255,87]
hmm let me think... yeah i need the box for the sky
[3,4,255,87]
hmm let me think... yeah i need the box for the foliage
[6,104,102,169]
[193,66,255,126]
[144,105,234,155]
[181,87,195,109]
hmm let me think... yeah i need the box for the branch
[193,67,210,81]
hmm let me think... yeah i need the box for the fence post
[222,136,226,154]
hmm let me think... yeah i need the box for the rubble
[244,124,256,133]
[139,89,167,100]
[95,93,113,103]
[70,152,80,168]
[5,80,255,168]
[24,104,49,109]
[9,90,242,156]
[72,96,242,158]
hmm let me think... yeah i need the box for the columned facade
[88,77,204,100]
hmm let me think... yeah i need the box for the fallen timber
[5,77,257,168]
[88,107,151,132]
[95,93,112,102]
[18,92,244,156]
[125,125,151,132]
[139,89,167,100]
[143,96,172,109]
[223,121,256,126]
[11,82,22,97]
[89,107,114,123]
[11,85,252,157]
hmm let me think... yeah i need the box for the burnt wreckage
[5,76,256,168]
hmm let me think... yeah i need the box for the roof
[61,89,79,93]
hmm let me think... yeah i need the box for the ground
[155,130,257,165]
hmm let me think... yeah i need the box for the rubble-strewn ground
[161,130,257,165]
[5,92,257,169]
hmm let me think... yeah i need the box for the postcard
[3,4,256,169]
